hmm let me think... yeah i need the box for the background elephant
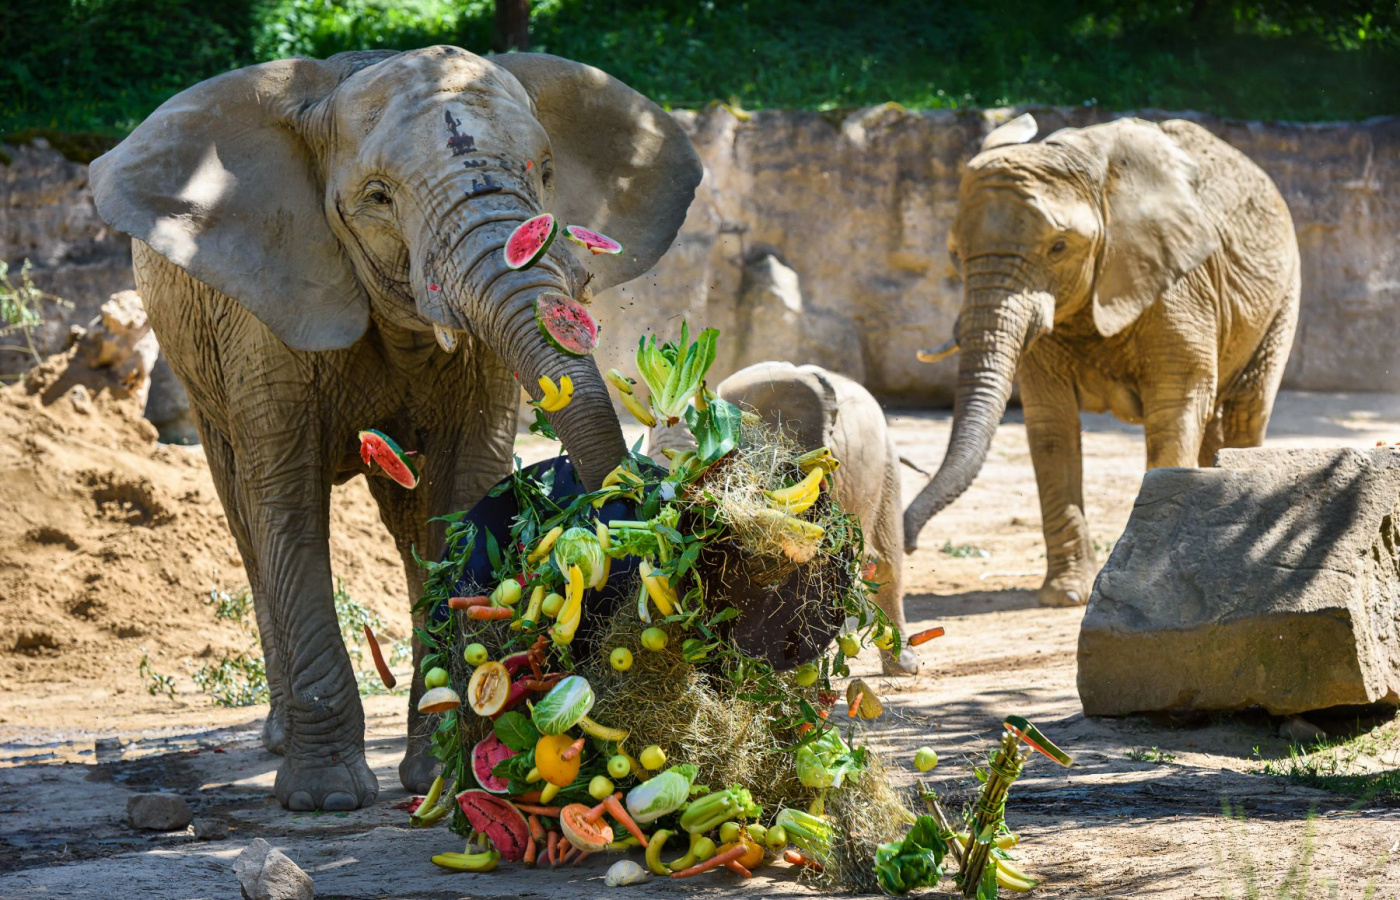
[88,47,702,811]
[650,361,919,676]
[904,113,1300,607]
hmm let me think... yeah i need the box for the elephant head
[904,114,1219,549]
[89,47,702,489]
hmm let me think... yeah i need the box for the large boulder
[234,838,313,900]
[1078,447,1400,717]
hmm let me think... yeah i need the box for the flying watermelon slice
[358,429,419,489]
[564,225,622,256]
[503,213,557,271]
[1003,714,1073,767]
[535,292,598,357]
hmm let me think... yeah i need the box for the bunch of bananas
[607,368,656,427]
[534,375,574,412]
[763,447,839,515]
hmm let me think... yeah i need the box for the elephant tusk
[916,339,958,363]
[434,325,459,354]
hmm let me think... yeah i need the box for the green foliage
[0,259,71,378]
[2,0,1398,140]
[941,541,990,559]
[193,652,270,707]
[1256,719,1400,803]
[873,815,948,895]
[1126,745,1177,764]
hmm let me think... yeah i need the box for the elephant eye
[364,182,392,206]
[1049,239,1067,255]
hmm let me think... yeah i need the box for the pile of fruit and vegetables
[384,315,1071,895]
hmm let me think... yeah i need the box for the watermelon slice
[504,214,557,271]
[358,429,418,489]
[535,292,598,357]
[455,790,531,862]
[471,732,516,794]
[1004,714,1073,767]
[564,225,622,256]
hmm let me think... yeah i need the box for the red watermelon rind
[564,225,622,256]
[1004,715,1073,767]
[504,214,557,271]
[471,732,516,794]
[357,429,419,490]
[455,790,531,862]
[535,292,598,357]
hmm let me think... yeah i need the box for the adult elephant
[89,47,702,811]
[903,114,1299,608]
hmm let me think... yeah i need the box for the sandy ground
[2,390,1399,898]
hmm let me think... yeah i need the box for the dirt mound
[0,349,407,727]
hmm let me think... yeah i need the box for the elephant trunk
[903,282,1050,552]
[439,214,627,490]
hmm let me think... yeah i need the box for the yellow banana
[618,390,656,427]
[430,850,500,872]
[539,782,561,804]
[645,830,675,876]
[535,375,573,412]
[601,466,645,490]
[753,508,826,541]
[638,560,677,616]
[595,522,612,589]
[577,714,628,742]
[995,858,1038,892]
[514,584,545,631]
[765,465,825,514]
[527,526,563,565]
[606,368,636,394]
[551,564,584,646]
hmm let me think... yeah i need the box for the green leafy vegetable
[492,711,541,753]
[635,322,719,425]
[685,396,743,465]
[873,815,949,895]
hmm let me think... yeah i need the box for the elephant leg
[1221,301,1298,448]
[199,420,288,754]
[1142,375,1217,469]
[1020,357,1094,608]
[1197,411,1226,467]
[874,447,918,676]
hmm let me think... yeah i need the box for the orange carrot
[524,833,537,867]
[908,626,945,646]
[572,850,590,867]
[527,814,546,842]
[466,606,514,621]
[600,793,649,848]
[546,831,558,866]
[848,691,865,718]
[560,736,587,763]
[671,845,747,878]
[514,804,563,817]
[363,625,395,689]
[723,859,753,878]
[448,595,491,609]
[559,844,578,865]
[785,849,823,870]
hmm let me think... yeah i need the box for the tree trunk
[493,0,530,53]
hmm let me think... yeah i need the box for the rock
[1279,715,1328,745]
[1079,447,1400,717]
[126,793,192,831]
[76,291,159,403]
[192,818,229,841]
[144,354,198,444]
[234,838,313,900]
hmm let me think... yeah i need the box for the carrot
[723,859,753,878]
[559,844,578,865]
[514,804,563,817]
[448,595,491,609]
[466,606,514,621]
[560,736,587,763]
[600,793,649,848]
[671,845,747,878]
[784,849,823,870]
[524,833,537,867]
[908,626,945,646]
[546,831,558,866]
[572,850,590,867]
[362,625,396,689]
[848,691,864,718]
[528,814,546,842]
[516,790,543,803]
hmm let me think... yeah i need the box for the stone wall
[4,107,1397,408]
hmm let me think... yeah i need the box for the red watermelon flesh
[504,214,557,270]
[357,429,418,489]
[535,292,598,357]
[472,732,516,794]
[564,225,622,256]
[455,790,531,862]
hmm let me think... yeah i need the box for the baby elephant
[650,361,919,676]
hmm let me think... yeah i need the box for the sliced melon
[504,214,557,271]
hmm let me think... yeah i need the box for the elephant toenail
[286,791,315,811]
[322,791,358,811]
[1066,591,1081,604]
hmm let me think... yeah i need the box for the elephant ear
[981,113,1038,151]
[1050,118,1219,337]
[494,53,703,293]
[89,52,394,351]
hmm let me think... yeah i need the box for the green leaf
[873,815,948,895]
[528,408,559,441]
[485,529,502,574]
[492,711,541,752]
[685,397,743,465]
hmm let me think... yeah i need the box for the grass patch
[1255,717,1400,804]
[1126,745,1177,764]
[2,1,1397,140]
[941,541,990,559]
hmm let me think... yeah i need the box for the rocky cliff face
[4,108,1397,412]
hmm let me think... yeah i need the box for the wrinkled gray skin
[904,114,1300,607]
[88,47,702,811]
[649,362,919,676]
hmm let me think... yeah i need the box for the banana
[753,508,826,541]
[995,858,1038,892]
[638,560,677,616]
[577,713,629,742]
[618,390,656,427]
[601,466,645,490]
[539,781,561,804]
[534,375,573,412]
[594,521,612,589]
[430,850,500,872]
[765,465,825,514]
[606,368,636,394]
[527,526,563,565]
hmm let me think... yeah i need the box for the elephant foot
[399,741,441,796]
[1038,573,1091,608]
[274,750,379,811]
[881,648,922,677]
[260,709,288,756]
